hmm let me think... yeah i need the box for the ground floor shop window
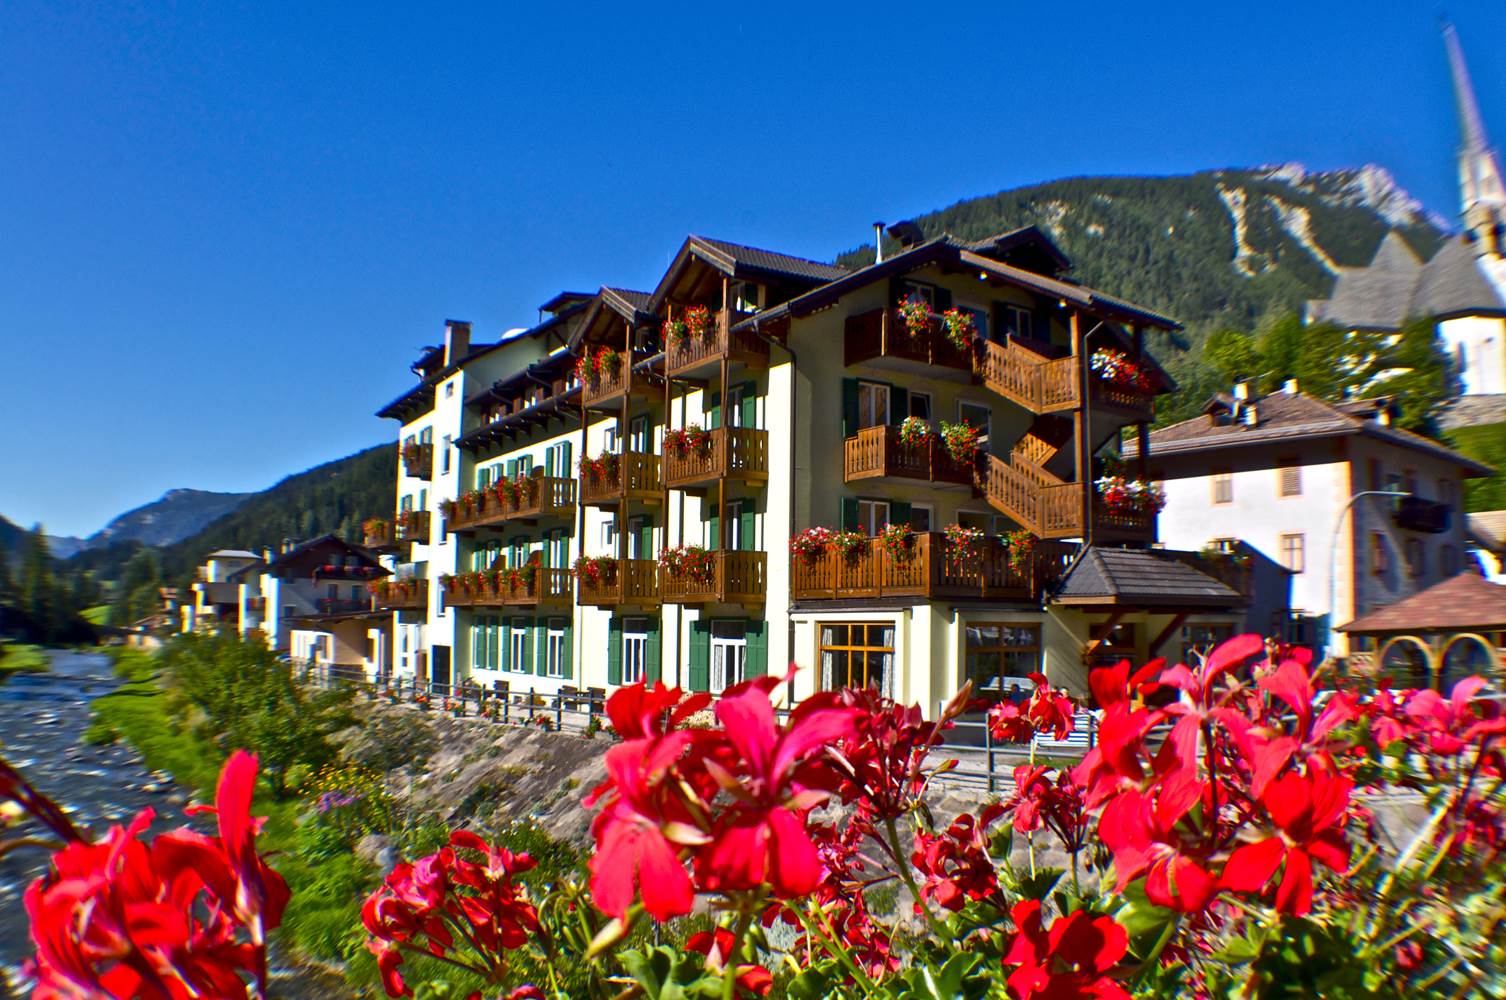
[964,623,1041,701]
[819,622,894,695]
[1181,622,1234,667]
[710,620,746,693]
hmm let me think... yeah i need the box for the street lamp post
[1325,490,1411,656]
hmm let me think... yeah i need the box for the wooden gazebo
[1339,569,1506,690]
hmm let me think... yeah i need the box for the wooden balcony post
[1071,309,1092,542]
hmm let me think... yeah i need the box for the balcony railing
[979,455,1156,543]
[663,427,768,488]
[576,558,661,608]
[975,339,1080,414]
[442,568,573,608]
[446,477,577,534]
[445,491,508,534]
[315,598,372,615]
[790,533,1074,602]
[665,308,766,378]
[580,353,656,409]
[510,476,576,520]
[373,578,427,611]
[1092,499,1158,544]
[842,308,973,373]
[1089,378,1156,422]
[1393,496,1453,534]
[396,510,431,544]
[580,452,663,506]
[843,426,973,487]
[402,441,433,479]
[660,551,767,605]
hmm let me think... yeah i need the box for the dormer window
[901,281,936,309]
[997,303,1033,340]
[729,281,763,314]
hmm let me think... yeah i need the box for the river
[0,649,350,998]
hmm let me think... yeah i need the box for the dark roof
[1339,569,1506,633]
[690,236,851,283]
[1307,233,1506,331]
[538,291,594,314]
[1126,389,1494,477]
[267,534,384,575]
[1054,547,1244,607]
[733,229,1179,334]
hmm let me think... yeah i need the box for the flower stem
[883,815,948,941]
[720,905,756,1000]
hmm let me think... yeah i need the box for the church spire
[1443,19,1506,255]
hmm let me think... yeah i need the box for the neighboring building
[1128,384,1491,656]
[372,226,1248,711]
[1467,510,1506,583]
[1306,22,1506,398]
[238,534,390,667]
[1338,568,1506,690]
[184,549,262,633]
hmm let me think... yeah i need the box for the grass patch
[1446,421,1506,511]
[81,605,112,626]
[0,642,50,677]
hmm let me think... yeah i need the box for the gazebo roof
[1339,570,1506,634]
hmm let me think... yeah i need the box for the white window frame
[726,384,746,428]
[958,400,991,446]
[622,618,649,684]
[545,619,567,678]
[907,391,932,421]
[856,499,890,536]
[999,304,1033,340]
[442,435,453,474]
[602,516,618,552]
[509,624,528,673]
[725,499,746,550]
[605,423,621,453]
[901,281,936,308]
[710,621,747,694]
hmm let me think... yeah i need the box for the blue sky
[3,1,1503,537]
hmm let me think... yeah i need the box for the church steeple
[1444,19,1506,256]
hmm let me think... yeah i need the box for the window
[545,619,567,678]
[908,392,932,421]
[726,384,745,427]
[509,621,528,672]
[819,623,894,694]
[998,303,1033,340]
[1279,533,1305,573]
[857,381,890,429]
[1371,533,1390,575]
[710,621,747,693]
[629,515,653,559]
[908,504,933,532]
[1212,472,1233,505]
[856,499,890,536]
[1181,623,1234,668]
[964,624,1041,701]
[326,583,339,600]
[1278,463,1302,497]
[956,306,989,342]
[730,281,761,313]
[901,281,935,308]
[1405,538,1425,578]
[622,618,649,684]
[725,500,746,550]
[441,435,453,474]
[604,423,621,453]
[958,401,991,445]
[602,516,618,552]
[350,585,361,601]
[445,380,455,398]
[629,415,651,453]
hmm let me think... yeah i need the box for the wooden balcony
[1092,499,1157,544]
[402,442,433,479]
[396,510,431,544]
[1089,379,1155,422]
[975,339,1080,414]
[580,452,663,507]
[443,568,572,609]
[980,456,1156,543]
[664,427,768,489]
[581,354,656,409]
[364,519,397,550]
[373,579,427,611]
[576,558,661,608]
[843,308,972,378]
[843,426,973,488]
[446,478,576,535]
[510,476,576,521]
[790,533,1075,602]
[665,308,767,379]
[660,551,766,606]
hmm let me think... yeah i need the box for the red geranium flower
[1220,766,1353,916]
[1003,900,1131,1000]
[686,927,774,997]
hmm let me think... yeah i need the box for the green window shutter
[504,459,517,479]
[562,621,573,680]
[708,512,720,551]
[470,621,482,671]
[607,617,622,685]
[840,497,860,531]
[739,501,756,553]
[532,619,545,676]
[841,378,860,437]
[739,381,757,428]
[500,620,511,672]
[688,619,710,692]
[646,618,662,684]
[560,440,572,474]
[934,287,953,312]
[638,517,654,558]
[543,446,556,479]
[487,617,499,670]
[889,384,908,424]
[705,391,722,430]
[890,500,912,529]
[520,455,534,475]
[745,618,767,678]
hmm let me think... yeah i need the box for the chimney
[1242,403,1259,427]
[1232,382,1250,401]
[443,319,472,366]
[873,222,885,264]
[1284,378,1299,395]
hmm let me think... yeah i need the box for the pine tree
[19,525,56,640]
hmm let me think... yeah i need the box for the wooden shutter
[646,618,662,684]
[504,459,517,479]
[841,497,860,531]
[638,517,654,559]
[559,440,572,476]
[607,617,622,685]
[561,621,573,680]
[705,391,721,430]
[544,445,557,479]
[688,619,710,692]
[739,381,757,428]
[532,619,545,676]
[708,511,720,551]
[842,378,860,437]
[745,618,767,678]
[739,502,756,552]
[499,620,511,672]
